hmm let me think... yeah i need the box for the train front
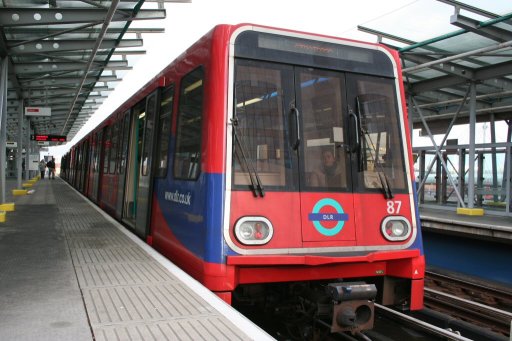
[222,25,424,333]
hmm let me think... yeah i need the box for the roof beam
[409,60,512,93]
[62,0,120,134]
[19,75,119,87]
[403,53,473,79]
[0,8,165,27]
[402,39,512,73]
[450,14,512,42]
[14,60,130,74]
[436,0,500,19]
[8,39,143,54]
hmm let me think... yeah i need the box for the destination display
[30,134,67,142]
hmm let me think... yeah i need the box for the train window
[103,125,111,174]
[232,60,289,189]
[119,110,130,175]
[351,75,407,192]
[155,84,174,178]
[142,94,157,176]
[110,121,119,174]
[300,68,348,190]
[174,67,204,180]
[94,131,102,173]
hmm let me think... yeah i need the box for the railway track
[373,303,473,341]
[425,270,512,312]
[424,270,512,338]
[424,287,512,337]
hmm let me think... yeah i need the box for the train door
[135,91,159,237]
[80,140,90,193]
[116,110,131,219]
[122,90,159,237]
[97,125,110,203]
[123,100,145,227]
[90,130,102,203]
[294,67,357,242]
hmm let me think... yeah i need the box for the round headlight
[234,217,273,245]
[381,216,411,241]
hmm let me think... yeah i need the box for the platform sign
[37,141,50,146]
[30,134,66,142]
[6,141,17,148]
[25,107,51,117]
[29,154,39,171]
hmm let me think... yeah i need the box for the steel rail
[375,303,473,341]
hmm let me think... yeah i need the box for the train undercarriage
[232,276,413,339]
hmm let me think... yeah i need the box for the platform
[420,206,512,243]
[0,177,273,341]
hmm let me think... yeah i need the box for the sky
[48,0,512,159]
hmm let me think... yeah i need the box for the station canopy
[2,1,511,146]
[0,0,188,145]
[358,0,512,134]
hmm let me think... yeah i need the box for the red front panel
[230,191,303,249]
[300,193,356,243]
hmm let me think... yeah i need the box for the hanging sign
[25,107,51,117]
[31,134,66,142]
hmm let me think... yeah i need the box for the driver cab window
[354,76,407,191]
[300,69,348,190]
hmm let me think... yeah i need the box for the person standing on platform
[47,158,56,180]
[39,159,46,179]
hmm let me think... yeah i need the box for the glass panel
[119,112,130,175]
[103,126,111,174]
[133,100,146,178]
[94,131,102,173]
[174,67,204,180]
[354,76,407,192]
[155,85,174,178]
[232,60,289,189]
[300,69,348,190]
[109,122,119,174]
[142,94,157,176]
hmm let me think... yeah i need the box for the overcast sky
[49,0,512,158]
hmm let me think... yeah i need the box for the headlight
[234,217,273,245]
[381,216,411,241]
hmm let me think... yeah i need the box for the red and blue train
[62,23,424,333]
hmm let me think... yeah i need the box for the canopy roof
[359,0,512,133]
[0,0,188,144]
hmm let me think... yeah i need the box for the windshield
[232,60,291,189]
[231,59,408,194]
[352,75,407,192]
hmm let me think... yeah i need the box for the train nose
[327,282,376,333]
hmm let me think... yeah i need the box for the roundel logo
[308,198,349,236]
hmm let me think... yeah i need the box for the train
[61,23,425,335]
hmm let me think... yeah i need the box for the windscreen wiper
[231,117,265,197]
[356,97,393,199]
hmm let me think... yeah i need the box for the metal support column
[0,57,8,204]
[441,152,448,203]
[25,117,30,180]
[419,150,425,203]
[490,113,498,202]
[16,101,23,189]
[411,96,465,207]
[436,156,442,203]
[501,122,511,203]
[477,152,484,206]
[458,148,466,206]
[506,142,511,215]
[467,82,477,209]
[412,89,469,201]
